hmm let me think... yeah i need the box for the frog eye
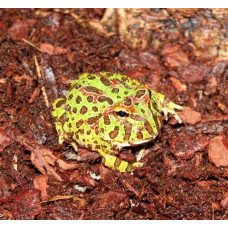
[116,110,129,117]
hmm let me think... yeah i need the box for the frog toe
[70,142,78,152]
[132,162,144,168]
[162,101,183,123]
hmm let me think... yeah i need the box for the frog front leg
[149,89,183,123]
[52,98,68,144]
[98,150,143,172]
[162,100,183,123]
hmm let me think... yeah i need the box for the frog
[52,72,182,172]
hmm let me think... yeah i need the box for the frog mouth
[131,138,152,146]
[115,138,153,148]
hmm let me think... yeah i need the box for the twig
[70,12,86,27]
[41,195,86,207]
[22,38,41,52]
[33,55,50,108]
[201,115,228,123]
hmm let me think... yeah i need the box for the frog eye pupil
[116,111,129,117]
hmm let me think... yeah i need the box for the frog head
[99,87,162,150]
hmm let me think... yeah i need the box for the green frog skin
[52,72,182,172]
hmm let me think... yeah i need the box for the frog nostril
[116,111,129,117]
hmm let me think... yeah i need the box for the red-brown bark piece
[99,163,113,179]
[77,148,100,162]
[0,178,11,203]
[92,191,127,212]
[122,178,140,196]
[197,180,213,191]
[177,106,202,124]
[138,51,161,69]
[13,74,34,85]
[220,192,228,209]
[0,129,10,153]
[126,67,162,92]
[34,174,49,201]
[147,72,161,91]
[49,201,84,220]
[161,45,190,69]
[163,155,178,176]
[170,135,210,159]
[67,51,76,63]
[170,77,187,92]
[205,76,218,95]
[54,46,68,55]
[40,43,68,55]
[28,87,41,103]
[208,135,228,167]
[8,21,29,42]
[70,170,96,188]
[40,43,55,55]
[12,189,41,220]
[56,159,80,170]
[167,8,199,18]
[177,64,210,84]
[0,21,8,42]
[207,76,218,87]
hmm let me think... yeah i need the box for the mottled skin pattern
[52,72,182,172]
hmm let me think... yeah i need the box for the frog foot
[99,151,143,172]
[132,161,144,168]
[52,98,67,144]
[54,122,65,144]
[162,101,183,123]
[136,147,146,161]
[70,142,78,152]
